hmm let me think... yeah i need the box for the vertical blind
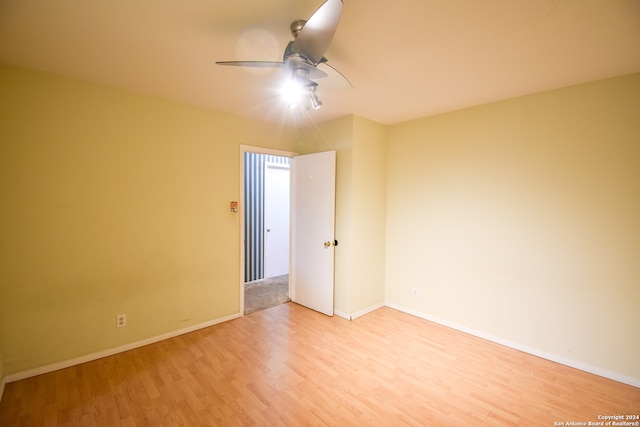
[244,152,290,282]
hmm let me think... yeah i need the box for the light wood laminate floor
[1,303,638,426]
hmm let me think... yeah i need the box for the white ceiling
[1,0,639,126]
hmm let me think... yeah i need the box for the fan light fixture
[281,79,305,108]
[281,70,323,110]
[217,0,346,111]
[309,86,323,110]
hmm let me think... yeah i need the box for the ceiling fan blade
[317,62,352,88]
[216,61,285,68]
[285,58,328,80]
[292,0,343,65]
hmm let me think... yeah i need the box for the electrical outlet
[116,314,127,328]
[412,288,419,297]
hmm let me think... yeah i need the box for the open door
[290,151,336,316]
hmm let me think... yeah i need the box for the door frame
[239,145,297,316]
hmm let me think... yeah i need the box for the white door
[290,151,336,316]
[264,162,290,278]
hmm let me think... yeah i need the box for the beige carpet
[244,274,290,315]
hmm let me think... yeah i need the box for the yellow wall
[0,348,4,394]
[385,73,640,381]
[0,64,297,375]
[298,116,387,317]
[2,61,638,385]
[298,116,354,315]
[350,116,387,314]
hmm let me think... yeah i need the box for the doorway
[241,147,294,315]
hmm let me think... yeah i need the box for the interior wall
[0,63,298,376]
[0,348,5,401]
[3,60,637,386]
[298,116,354,315]
[297,115,387,318]
[385,73,640,383]
[350,116,387,315]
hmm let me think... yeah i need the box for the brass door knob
[324,240,339,248]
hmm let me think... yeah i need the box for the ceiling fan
[216,0,348,110]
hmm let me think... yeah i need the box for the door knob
[324,240,339,248]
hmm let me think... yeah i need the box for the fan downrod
[290,20,306,39]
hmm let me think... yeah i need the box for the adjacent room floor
[244,274,289,315]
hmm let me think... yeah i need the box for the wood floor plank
[1,303,638,426]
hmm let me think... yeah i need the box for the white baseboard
[334,309,351,320]
[351,303,385,320]
[6,312,241,384]
[385,303,640,389]
[334,303,385,321]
